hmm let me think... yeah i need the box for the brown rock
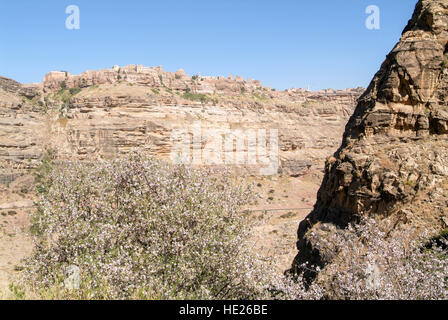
[292,0,448,280]
[0,64,363,182]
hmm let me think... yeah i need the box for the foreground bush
[23,152,316,299]
[25,153,248,298]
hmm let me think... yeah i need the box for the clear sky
[0,0,417,90]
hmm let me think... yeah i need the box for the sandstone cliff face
[293,0,448,277]
[42,65,265,95]
[0,66,362,183]
[0,78,46,185]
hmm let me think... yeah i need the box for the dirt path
[0,179,34,299]
[251,209,311,273]
[0,207,33,298]
[247,174,320,273]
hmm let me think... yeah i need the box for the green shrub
[34,149,55,196]
[442,55,448,69]
[69,87,81,95]
[59,81,67,90]
[182,92,208,104]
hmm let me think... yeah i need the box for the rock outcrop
[0,66,362,183]
[292,0,448,278]
[41,65,266,95]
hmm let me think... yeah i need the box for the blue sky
[0,0,417,90]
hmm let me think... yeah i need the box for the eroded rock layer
[0,66,362,183]
[292,0,448,277]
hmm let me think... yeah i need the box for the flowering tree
[313,218,448,300]
[25,152,276,299]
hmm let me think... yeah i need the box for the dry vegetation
[16,152,316,299]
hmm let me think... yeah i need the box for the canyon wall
[292,0,448,278]
[0,65,363,183]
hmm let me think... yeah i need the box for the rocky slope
[292,0,448,278]
[0,65,362,183]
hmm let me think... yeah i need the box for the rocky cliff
[292,0,448,278]
[0,65,362,183]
